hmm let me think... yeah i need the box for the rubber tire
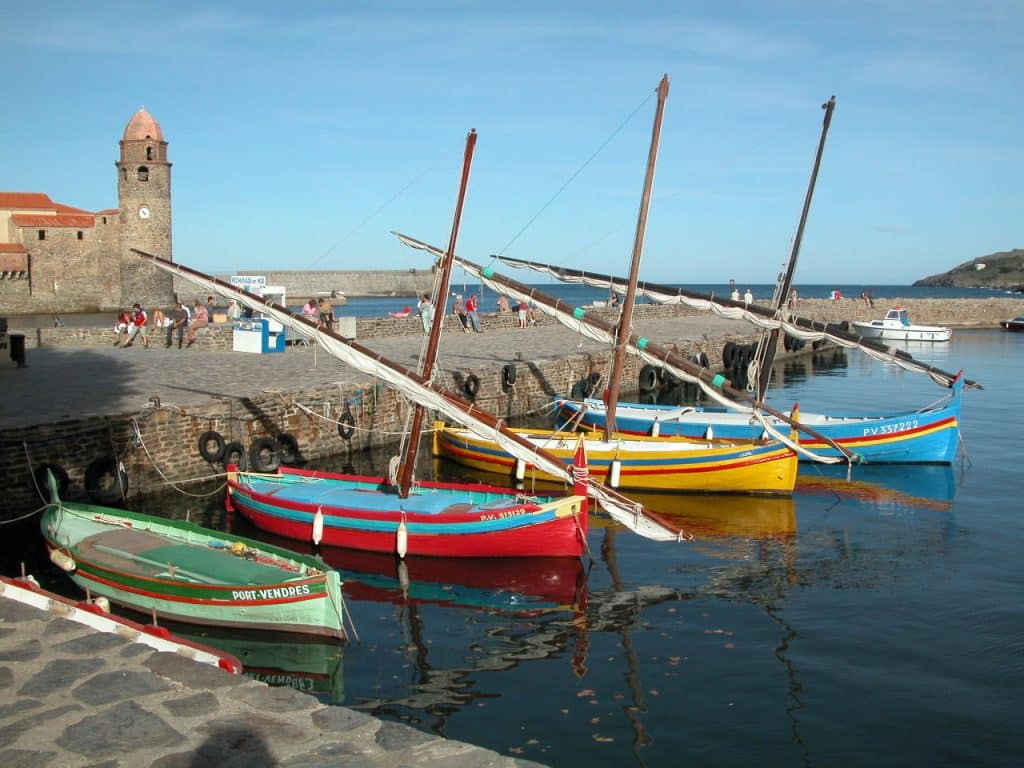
[723,341,736,368]
[33,462,69,502]
[84,456,128,505]
[276,432,300,465]
[249,437,281,473]
[463,374,481,399]
[570,379,588,400]
[337,411,355,440]
[638,364,659,392]
[501,363,517,392]
[221,441,248,471]
[198,430,226,463]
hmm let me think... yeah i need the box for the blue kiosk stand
[232,318,286,354]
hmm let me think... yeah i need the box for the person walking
[465,294,482,333]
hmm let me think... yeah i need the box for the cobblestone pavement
[0,594,547,768]
[0,315,749,429]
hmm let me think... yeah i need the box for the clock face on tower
[138,205,151,220]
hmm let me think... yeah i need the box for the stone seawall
[172,269,437,302]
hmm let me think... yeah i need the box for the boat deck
[76,527,301,585]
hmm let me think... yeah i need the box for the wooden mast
[396,129,477,497]
[754,96,836,400]
[605,74,670,439]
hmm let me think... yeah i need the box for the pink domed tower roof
[123,108,164,142]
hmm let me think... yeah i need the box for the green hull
[41,500,345,639]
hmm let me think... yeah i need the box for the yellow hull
[432,422,798,496]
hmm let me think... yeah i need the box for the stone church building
[0,108,175,314]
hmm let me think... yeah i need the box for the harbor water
[5,329,1022,767]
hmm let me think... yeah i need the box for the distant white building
[975,263,987,270]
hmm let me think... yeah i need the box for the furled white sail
[392,232,846,464]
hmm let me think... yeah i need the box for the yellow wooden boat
[432,421,799,496]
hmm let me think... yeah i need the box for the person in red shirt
[465,294,481,333]
[123,303,149,348]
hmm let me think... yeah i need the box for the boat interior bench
[77,527,300,585]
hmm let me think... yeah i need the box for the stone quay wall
[172,269,437,303]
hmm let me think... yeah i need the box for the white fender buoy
[93,596,110,613]
[515,458,526,481]
[50,549,76,573]
[651,419,661,437]
[396,514,409,559]
[609,459,622,488]
[704,426,714,441]
[312,507,324,546]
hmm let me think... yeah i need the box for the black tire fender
[463,374,481,399]
[198,430,226,463]
[638,364,659,392]
[33,462,69,502]
[249,437,282,473]
[221,441,249,471]
[723,341,736,368]
[84,455,128,505]
[337,411,356,440]
[276,432,300,465]
[501,363,517,392]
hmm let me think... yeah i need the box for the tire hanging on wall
[249,437,282,473]
[32,462,69,502]
[84,455,128,505]
[221,441,248,471]
[276,432,300,465]
[463,374,481,400]
[722,341,736,368]
[337,411,356,440]
[197,430,226,463]
[501,363,517,392]
[638,364,659,393]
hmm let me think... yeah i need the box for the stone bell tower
[116,107,174,306]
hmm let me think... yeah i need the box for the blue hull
[556,380,963,465]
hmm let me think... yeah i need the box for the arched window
[138,166,149,181]
[146,146,153,161]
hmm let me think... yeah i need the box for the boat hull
[432,424,798,496]
[227,467,589,559]
[556,391,962,464]
[41,502,345,638]
[1000,319,1024,332]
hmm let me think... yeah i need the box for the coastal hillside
[915,249,1024,291]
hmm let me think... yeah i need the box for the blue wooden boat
[555,374,963,464]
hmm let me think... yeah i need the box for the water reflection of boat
[795,462,957,511]
[174,627,345,703]
[236,520,588,615]
[612,491,796,540]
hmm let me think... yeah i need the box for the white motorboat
[851,307,951,342]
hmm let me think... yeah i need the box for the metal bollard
[10,333,26,368]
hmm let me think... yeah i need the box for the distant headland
[915,249,1024,291]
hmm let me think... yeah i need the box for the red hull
[232,496,587,559]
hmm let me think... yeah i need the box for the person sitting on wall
[123,303,149,348]
[302,299,319,323]
[166,302,189,348]
[112,309,131,346]
[185,300,208,348]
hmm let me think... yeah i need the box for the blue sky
[2,1,1020,284]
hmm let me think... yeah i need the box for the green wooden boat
[40,475,345,639]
